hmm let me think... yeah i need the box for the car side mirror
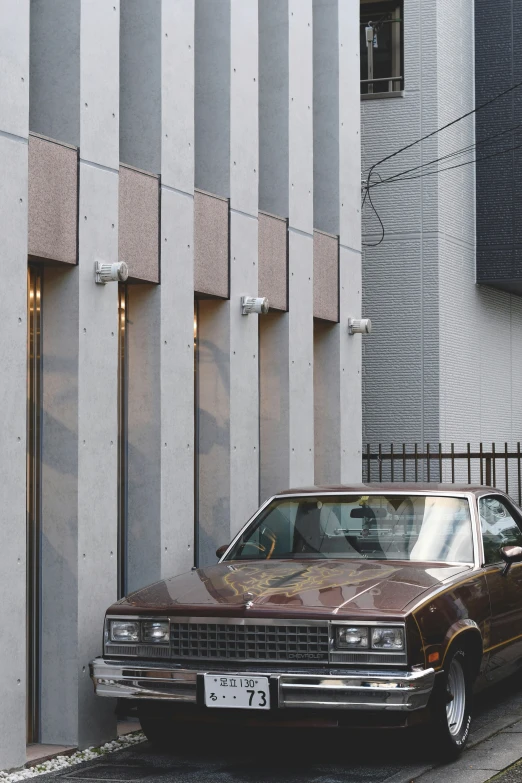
[216,544,228,559]
[501,545,522,576]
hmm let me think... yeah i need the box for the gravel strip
[0,733,146,782]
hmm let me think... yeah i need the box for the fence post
[485,457,491,486]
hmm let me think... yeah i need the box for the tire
[428,645,473,760]
[137,703,193,751]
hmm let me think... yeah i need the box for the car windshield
[226,494,474,563]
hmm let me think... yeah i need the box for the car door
[480,495,522,679]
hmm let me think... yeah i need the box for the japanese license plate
[204,674,270,709]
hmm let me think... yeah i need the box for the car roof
[276,483,498,497]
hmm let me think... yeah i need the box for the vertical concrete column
[119,0,195,581]
[229,0,259,537]
[258,0,314,500]
[76,0,120,748]
[30,0,120,748]
[288,0,315,486]
[195,0,259,563]
[160,0,195,577]
[312,0,362,484]
[0,0,29,770]
[40,267,79,748]
[126,285,161,593]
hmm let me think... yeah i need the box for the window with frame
[479,496,522,565]
[360,0,403,96]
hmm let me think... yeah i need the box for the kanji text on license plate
[203,674,270,709]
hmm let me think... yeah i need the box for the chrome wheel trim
[446,657,466,737]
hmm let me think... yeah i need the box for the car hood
[112,559,471,619]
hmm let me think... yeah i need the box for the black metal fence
[363,443,522,505]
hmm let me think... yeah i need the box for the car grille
[170,622,330,662]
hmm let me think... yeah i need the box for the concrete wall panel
[229,211,259,536]
[313,0,339,235]
[80,0,120,170]
[40,265,79,746]
[29,0,80,145]
[258,0,289,217]
[313,230,339,322]
[288,230,315,485]
[119,165,159,283]
[162,0,194,191]
[230,0,258,214]
[160,187,195,577]
[259,312,290,499]
[197,299,231,564]
[0,1,29,769]
[0,136,28,770]
[288,0,313,234]
[195,0,230,196]
[194,189,229,298]
[339,0,361,250]
[258,211,287,312]
[77,162,119,748]
[0,0,29,137]
[127,285,162,593]
[28,134,77,265]
[119,0,161,174]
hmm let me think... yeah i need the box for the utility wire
[364,77,522,181]
[361,129,522,247]
[368,136,522,187]
[370,121,522,188]
[362,172,385,248]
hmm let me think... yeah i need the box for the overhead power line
[370,121,522,188]
[370,137,522,187]
[364,77,522,181]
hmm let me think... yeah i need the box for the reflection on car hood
[114,559,472,618]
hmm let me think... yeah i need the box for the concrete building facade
[0,0,362,770]
[361,0,522,453]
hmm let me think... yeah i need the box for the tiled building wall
[361,0,522,454]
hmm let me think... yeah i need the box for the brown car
[90,484,522,759]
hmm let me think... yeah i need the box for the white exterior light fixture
[241,296,269,315]
[95,260,129,285]
[348,318,372,335]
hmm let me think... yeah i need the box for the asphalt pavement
[32,672,522,783]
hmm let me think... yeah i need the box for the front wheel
[428,646,473,760]
[137,702,193,751]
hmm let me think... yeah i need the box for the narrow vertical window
[118,283,128,598]
[27,266,42,744]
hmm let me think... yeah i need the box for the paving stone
[456,732,522,772]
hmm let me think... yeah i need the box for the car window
[227,494,474,564]
[479,496,522,565]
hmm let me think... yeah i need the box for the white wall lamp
[348,318,372,335]
[95,260,129,285]
[241,296,269,315]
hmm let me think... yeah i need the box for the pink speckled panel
[119,165,159,283]
[194,189,229,298]
[258,211,287,312]
[313,229,339,322]
[28,134,77,265]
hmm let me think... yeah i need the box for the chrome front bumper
[90,658,435,712]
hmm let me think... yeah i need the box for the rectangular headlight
[110,620,139,643]
[336,626,369,649]
[371,626,404,651]
[142,620,169,643]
